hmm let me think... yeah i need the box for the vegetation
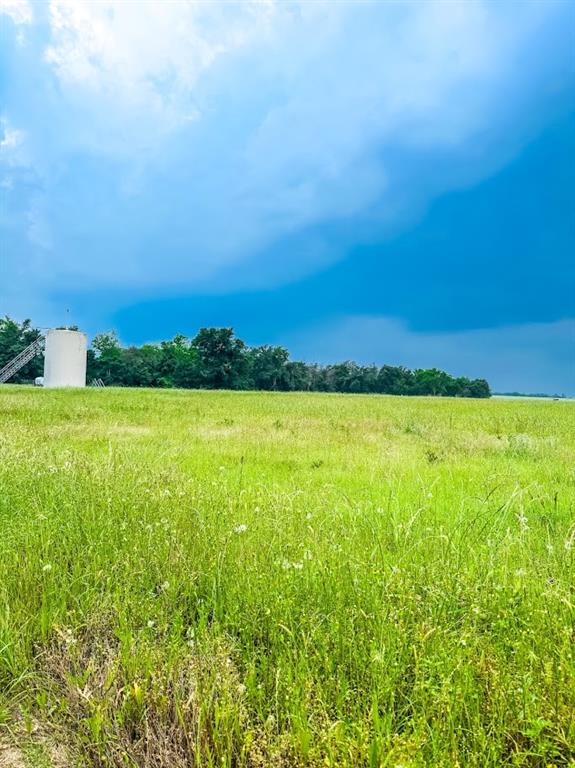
[0,317,43,383]
[0,386,573,767]
[1,317,490,397]
[496,392,568,400]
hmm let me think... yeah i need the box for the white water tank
[43,329,87,388]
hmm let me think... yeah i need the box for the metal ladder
[0,338,44,383]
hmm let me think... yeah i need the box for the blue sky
[1,0,574,394]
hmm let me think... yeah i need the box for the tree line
[0,317,491,397]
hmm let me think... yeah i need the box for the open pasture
[0,387,573,767]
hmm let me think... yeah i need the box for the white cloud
[40,0,557,153]
[0,0,32,25]
[286,316,575,395]
[0,0,573,305]
[43,0,279,134]
[0,118,23,149]
[0,117,28,166]
[41,6,568,255]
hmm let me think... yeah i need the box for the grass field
[0,386,573,767]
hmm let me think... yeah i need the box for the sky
[1,0,574,395]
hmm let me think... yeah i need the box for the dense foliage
[1,316,491,397]
[0,317,43,382]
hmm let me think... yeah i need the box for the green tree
[1,314,493,397]
[191,328,248,389]
[91,332,124,385]
[377,365,413,395]
[0,317,43,382]
[413,368,452,396]
[285,361,313,391]
[466,378,491,398]
[159,335,200,388]
[248,345,289,390]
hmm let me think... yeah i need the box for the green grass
[0,386,573,767]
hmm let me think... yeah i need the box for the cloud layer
[1,0,574,317]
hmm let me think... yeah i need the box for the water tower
[43,329,87,388]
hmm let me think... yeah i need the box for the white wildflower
[42,563,52,572]
[517,511,529,532]
[234,524,248,534]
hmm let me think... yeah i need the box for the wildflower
[147,620,155,628]
[234,524,248,534]
[517,511,529,532]
[42,563,52,572]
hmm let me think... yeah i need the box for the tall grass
[0,387,573,766]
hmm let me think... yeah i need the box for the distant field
[0,387,573,767]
